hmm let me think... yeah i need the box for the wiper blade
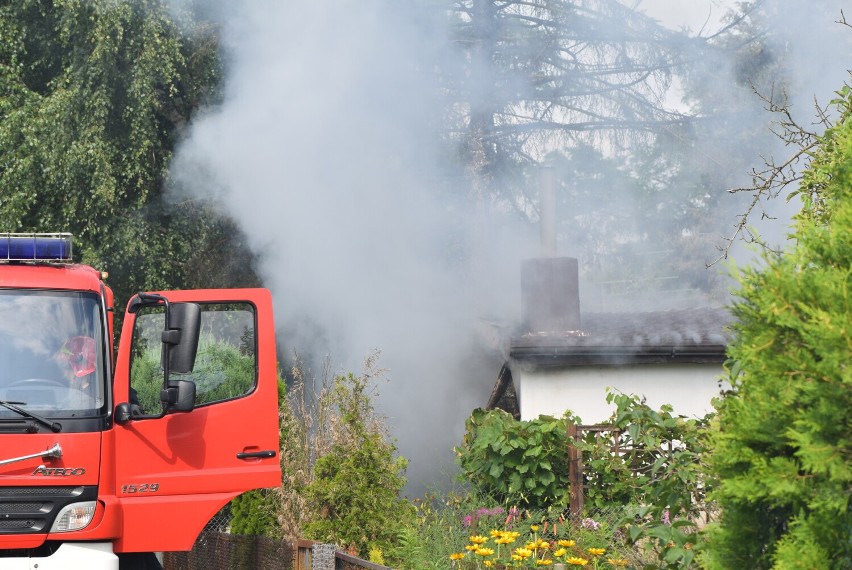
[0,400,62,433]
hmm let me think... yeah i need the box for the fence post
[567,422,584,519]
[312,543,337,570]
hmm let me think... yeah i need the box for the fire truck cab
[0,234,281,569]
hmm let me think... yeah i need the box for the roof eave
[509,344,727,368]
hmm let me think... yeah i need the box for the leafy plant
[702,83,852,570]
[299,356,415,561]
[456,409,574,509]
[582,393,712,569]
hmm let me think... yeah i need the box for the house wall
[513,363,725,423]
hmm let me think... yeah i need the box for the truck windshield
[0,290,106,418]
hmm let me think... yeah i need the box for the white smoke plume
[169,0,852,494]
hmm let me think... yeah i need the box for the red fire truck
[0,233,281,569]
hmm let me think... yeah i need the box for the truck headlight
[50,501,97,532]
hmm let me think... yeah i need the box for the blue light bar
[0,233,73,262]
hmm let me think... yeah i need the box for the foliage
[130,333,256,412]
[456,394,712,568]
[702,83,852,569]
[581,393,712,569]
[456,408,574,509]
[280,353,415,562]
[0,0,259,322]
[443,1,691,198]
[393,493,647,570]
[449,517,632,569]
[228,489,279,537]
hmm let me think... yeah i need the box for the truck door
[111,289,280,553]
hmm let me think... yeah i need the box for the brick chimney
[521,256,581,332]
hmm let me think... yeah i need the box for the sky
[641,0,733,31]
[168,0,852,494]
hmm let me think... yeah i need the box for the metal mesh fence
[163,532,296,570]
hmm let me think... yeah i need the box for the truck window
[129,302,258,414]
[0,290,106,418]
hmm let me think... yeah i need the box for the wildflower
[587,548,606,557]
[465,545,479,552]
[557,539,576,548]
[490,529,503,538]
[580,518,601,531]
[566,557,588,566]
[470,535,489,544]
[607,559,628,567]
[531,539,549,551]
[513,547,533,559]
[463,515,473,527]
[530,525,539,532]
[662,509,671,526]
[476,548,495,557]
[484,561,494,567]
[553,548,567,557]
[536,559,553,566]
[506,506,519,526]
[450,553,466,561]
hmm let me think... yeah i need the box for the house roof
[510,307,734,367]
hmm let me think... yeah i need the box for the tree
[298,358,414,560]
[436,0,772,309]
[0,0,259,315]
[445,0,692,201]
[702,82,852,569]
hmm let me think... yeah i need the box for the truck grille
[0,486,97,534]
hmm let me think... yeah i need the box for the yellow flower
[587,548,606,556]
[470,535,489,544]
[495,535,514,545]
[566,557,588,566]
[536,559,553,566]
[607,559,628,567]
[465,545,478,551]
[513,547,533,559]
[553,548,567,557]
[490,529,503,538]
[557,539,576,548]
[450,553,466,561]
[530,525,540,532]
[475,548,495,557]
[484,561,494,568]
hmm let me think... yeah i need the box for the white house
[487,257,733,423]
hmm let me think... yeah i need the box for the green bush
[456,409,573,509]
[129,334,256,412]
[702,86,852,570]
[301,370,415,560]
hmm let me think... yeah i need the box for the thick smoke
[170,0,524,493]
[170,0,852,494]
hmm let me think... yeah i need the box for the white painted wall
[513,363,725,423]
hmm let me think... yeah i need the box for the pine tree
[703,83,852,569]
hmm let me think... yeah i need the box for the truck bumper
[1,542,118,569]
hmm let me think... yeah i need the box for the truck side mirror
[162,302,201,374]
[161,380,196,413]
[160,302,200,413]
